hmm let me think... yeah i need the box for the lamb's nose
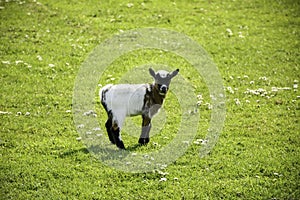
[160,85,167,93]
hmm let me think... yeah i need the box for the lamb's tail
[99,84,113,103]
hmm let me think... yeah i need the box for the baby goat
[100,68,179,149]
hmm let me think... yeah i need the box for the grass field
[1,0,299,199]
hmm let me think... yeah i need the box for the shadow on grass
[59,144,143,158]
[59,148,89,158]
[126,143,143,151]
[85,143,145,161]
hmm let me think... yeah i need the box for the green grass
[1,0,299,199]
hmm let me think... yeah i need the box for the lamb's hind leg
[139,115,151,145]
[105,117,115,144]
[112,123,125,149]
[105,113,125,149]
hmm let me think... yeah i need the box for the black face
[157,84,168,95]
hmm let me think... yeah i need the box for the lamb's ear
[169,69,179,79]
[149,68,156,79]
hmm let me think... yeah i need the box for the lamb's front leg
[138,115,151,145]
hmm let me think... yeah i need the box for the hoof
[110,140,116,145]
[138,138,150,145]
[116,141,125,150]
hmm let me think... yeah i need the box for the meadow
[0,0,299,199]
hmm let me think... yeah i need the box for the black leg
[139,116,151,145]
[103,111,116,144]
[112,127,125,149]
[103,110,116,145]
[105,118,115,144]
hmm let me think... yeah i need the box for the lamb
[100,68,179,149]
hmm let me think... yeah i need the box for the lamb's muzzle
[100,68,179,149]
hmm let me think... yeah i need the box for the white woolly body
[100,84,150,129]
